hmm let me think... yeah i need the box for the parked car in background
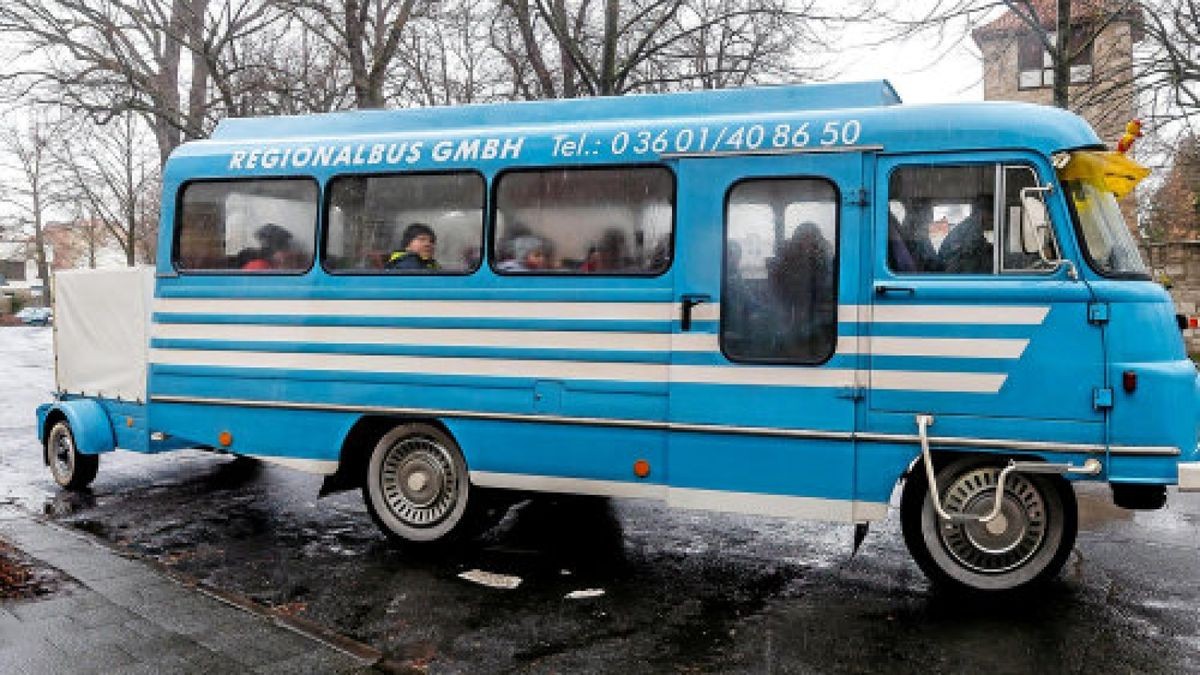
[15,307,52,326]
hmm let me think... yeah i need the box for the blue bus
[38,81,1200,592]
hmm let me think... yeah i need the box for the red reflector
[1122,370,1137,393]
[1190,317,1198,329]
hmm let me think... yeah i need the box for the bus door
[666,152,870,520]
[866,154,1105,449]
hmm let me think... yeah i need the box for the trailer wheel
[45,420,99,490]
[900,456,1076,593]
[362,423,474,544]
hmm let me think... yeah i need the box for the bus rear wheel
[362,423,474,544]
[900,456,1077,593]
[45,419,99,491]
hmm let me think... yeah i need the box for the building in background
[971,0,1142,144]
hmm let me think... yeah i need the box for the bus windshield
[1057,149,1150,278]
[1064,179,1147,277]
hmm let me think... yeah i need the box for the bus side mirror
[1019,184,1077,279]
[1019,187,1051,255]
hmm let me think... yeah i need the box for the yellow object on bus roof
[1056,150,1151,198]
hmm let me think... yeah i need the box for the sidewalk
[0,507,380,674]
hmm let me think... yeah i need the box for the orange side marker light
[633,459,651,478]
[218,431,233,447]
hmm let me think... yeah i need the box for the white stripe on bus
[149,348,1008,393]
[840,304,1050,325]
[155,298,1045,326]
[154,298,680,321]
[468,471,889,523]
[152,324,1028,359]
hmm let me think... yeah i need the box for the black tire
[362,423,479,545]
[900,455,1077,593]
[45,420,99,491]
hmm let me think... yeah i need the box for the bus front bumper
[1181,462,1200,492]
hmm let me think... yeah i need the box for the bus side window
[1001,165,1058,272]
[887,163,1057,276]
[492,167,674,275]
[722,178,838,364]
[175,179,317,273]
[324,172,484,274]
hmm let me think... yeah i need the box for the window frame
[1016,29,1095,91]
[488,163,677,278]
[884,161,1060,278]
[719,174,841,367]
[172,176,320,276]
[320,168,487,277]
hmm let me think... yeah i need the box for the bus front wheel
[45,419,99,491]
[362,423,474,544]
[900,456,1077,593]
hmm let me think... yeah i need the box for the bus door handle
[874,284,915,297]
[680,293,711,331]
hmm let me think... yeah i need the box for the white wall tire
[362,423,472,544]
[901,456,1077,593]
[45,420,99,491]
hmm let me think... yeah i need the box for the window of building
[175,179,317,273]
[887,164,1057,275]
[1017,29,1093,89]
[492,167,674,275]
[325,172,484,274]
[722,178,838,364]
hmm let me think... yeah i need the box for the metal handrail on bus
[915,414,1102,524]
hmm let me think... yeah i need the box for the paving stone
[253,646,366,674]
[0,638,75,673]
[48,555,144,583]
[120,616,173,640]
[56,642,138,674]
[8,594,94,621]
[0,607,22,631]
[63,602,141,629]
[192,621,318,667]
[117,631,204,662]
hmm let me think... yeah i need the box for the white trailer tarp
[54,266,155,401]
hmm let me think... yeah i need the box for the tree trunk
[600,0,619,95]
[1053,0,1070,108]
[32,200,49,307]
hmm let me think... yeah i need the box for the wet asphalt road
[2,326,1199,673]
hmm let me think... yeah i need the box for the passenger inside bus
[768,221,835,355]
[236,223,300,271]
[580,227,631,272]
[939,198,995,274]
[385,223,440,271]
[497,235,550,271]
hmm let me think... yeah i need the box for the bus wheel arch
[899,452,1078,593]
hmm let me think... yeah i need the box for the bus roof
[170,81,1105,175]
[210,81,904,141]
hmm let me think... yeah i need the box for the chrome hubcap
[379,436,458,527]
[51,429,74,478]
[938,467,1047,573]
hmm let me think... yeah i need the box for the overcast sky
[838,33,985,104]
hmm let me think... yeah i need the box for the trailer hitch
[915,414,1102,524]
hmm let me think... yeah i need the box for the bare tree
[53,112,161,267]
[0,115,57,305]
[397,0,508,106]
[277,0,419,109]
[493,0,848,99]
[1136,0,1200,129]
[0,0,282,164]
